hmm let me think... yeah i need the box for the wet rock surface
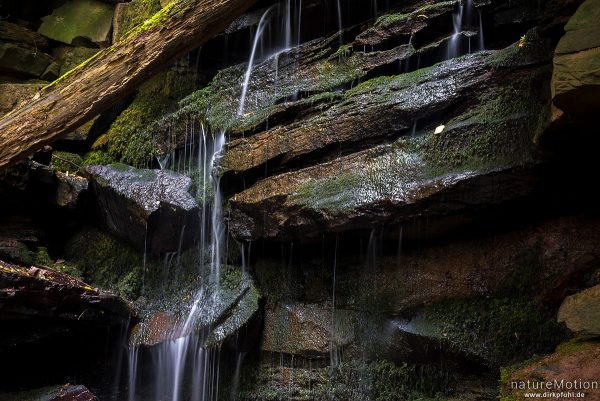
[86,164,200,254]
[224,29,553,240]
[255,216,598,364]
[129,266,260,348]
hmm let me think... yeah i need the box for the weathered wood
[0,0,256,168]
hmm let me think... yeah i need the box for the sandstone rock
[223,30,554,240]
[0,384,98,401]
[0,260,132,322]
[38,0,115,46]
[558,285,600,336]
[262,303,356,358]
[55,172,89,208]
[552,0,600,116]
[500,341,600,401]
[86,164,199,253]
[0,43,53,78]
[0,83,45,117]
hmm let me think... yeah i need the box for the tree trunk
[0,0,256,168]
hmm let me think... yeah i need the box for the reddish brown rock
[500,341,600,401]
[0,260,132,322]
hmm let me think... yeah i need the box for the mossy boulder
[37,0,115,46]
[65,228,143,300]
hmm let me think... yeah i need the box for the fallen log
[0,0,256,168]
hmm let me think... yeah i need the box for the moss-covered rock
[557,284,600,336]
[104,70,195,167]
[37,0,115,46]
[65,228,143,300]
[406,298,570,367]
[237,358,456,401]
[49,151,84,174]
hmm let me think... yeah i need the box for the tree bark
[0,0,256,168]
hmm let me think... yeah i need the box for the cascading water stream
[447,0,485,59]
[127,129,227,401]
[238,7,273,117]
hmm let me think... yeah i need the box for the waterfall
[447,2,464,59]
[238,7,273,117]
[448,0,483,59]
[127,127,227,401]
[478,10,485,50]
[336,0,343,43]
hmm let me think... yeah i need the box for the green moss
[237,358,456,401]
[293,172,362,211]
[33,246,83,279]
[105,70,195,167]
[115,0,162,41]
[43,50,102,91]
[50,151,84,174]
[419,298,570,367]
[65,229,143,300]
[82,150,115,166]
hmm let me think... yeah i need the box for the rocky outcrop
[227,36,552,240]
[552,0,600,116]
[500,340,600,401]
[0,260,131,322]
[37,0,115,46]
[129,267,260,348]
[0,384,98,401]
[86,164,199,254]
[558,285,600,336]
